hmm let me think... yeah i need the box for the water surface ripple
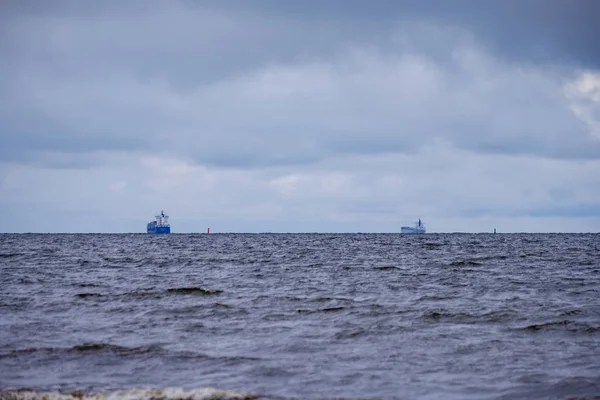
[1,233,599,400]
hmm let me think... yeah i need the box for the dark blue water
[1,233,599,400]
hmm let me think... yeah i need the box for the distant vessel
[147,210,171,234]
[401,218,426,234]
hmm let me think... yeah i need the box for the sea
[1,233,599,400]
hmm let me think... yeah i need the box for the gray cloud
[211,0,600,67]
[2,27,599,168]
[1,0,599,232]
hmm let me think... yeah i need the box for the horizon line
[1,231,598,235]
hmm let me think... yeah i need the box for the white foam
[0,388,259,400]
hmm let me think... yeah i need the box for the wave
[0,252,24,258]
[449,254,510,266]
[333,329,367,340]
[0,344,261,366]
[421,309,517,324]
[308,296,353,303]
[296,306,345,314]
[74,287,223,300]
[0,388,259,400]
[75,293,103,298]
[421,242,444,248]
[373,265,400,270]
[0,343,159,359]
[519,320,600,334]
[449,260,484,266]
[166,287,223,296]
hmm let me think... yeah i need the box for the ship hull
[147,226,171,234]
[401,226,426,234]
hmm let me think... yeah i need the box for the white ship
[401,218,426,234]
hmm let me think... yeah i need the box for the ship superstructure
[147,210,171,234]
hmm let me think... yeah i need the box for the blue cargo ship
[147,210,171,234]
[401,218,426,234]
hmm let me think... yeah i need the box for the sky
[1,0,599,233]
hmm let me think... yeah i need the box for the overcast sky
[1,0,599,233]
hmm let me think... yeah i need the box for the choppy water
[1,233,599,400]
